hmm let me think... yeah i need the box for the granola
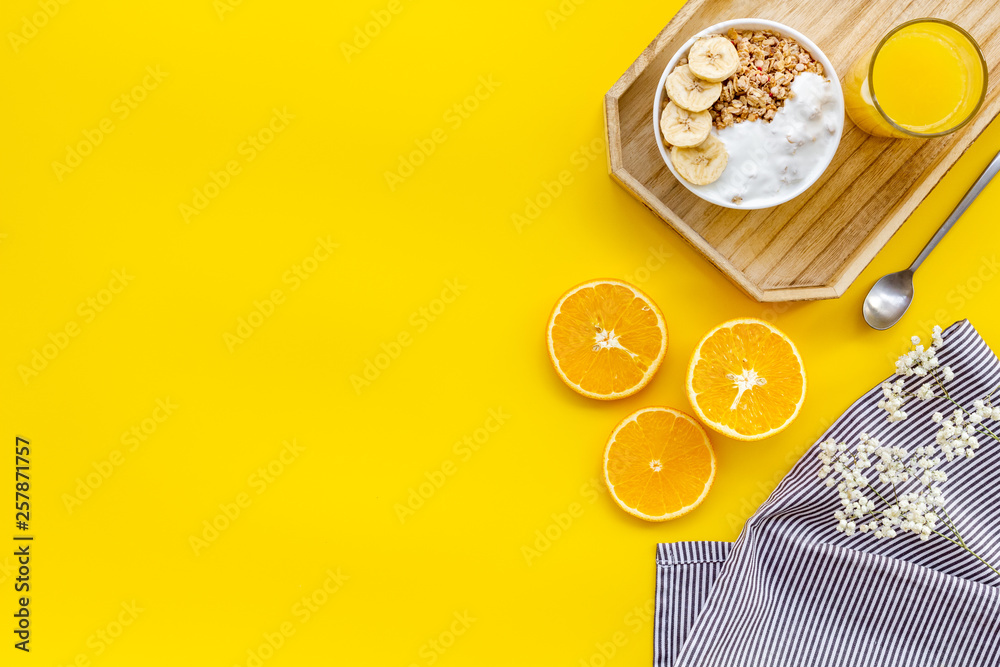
[679,29,825,129]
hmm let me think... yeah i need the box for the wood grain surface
[604,0,1000,302]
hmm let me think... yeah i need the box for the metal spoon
[863,149,1000,330]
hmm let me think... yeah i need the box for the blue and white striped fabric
[656,320,1000,667]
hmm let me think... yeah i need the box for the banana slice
[688,35,741,83]
[670,134,728,186]
[665,65,722,112]
[659,102,712,147]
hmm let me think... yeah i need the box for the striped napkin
[656,320,1000,666]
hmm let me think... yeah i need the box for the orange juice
[844,19,987,138]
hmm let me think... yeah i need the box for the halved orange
[546,279,667,400]
[686,318,806,441]
[603,407,715,521]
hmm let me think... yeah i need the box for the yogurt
[689,73,840,207]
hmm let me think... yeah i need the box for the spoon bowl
[861,149,1000,331]
[863,270,914,330]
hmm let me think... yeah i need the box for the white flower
[819,325,997,555]
[931,325,943,347]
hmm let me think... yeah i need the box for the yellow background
[3,0,1000,665]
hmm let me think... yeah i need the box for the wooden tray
[604,0,1000,302]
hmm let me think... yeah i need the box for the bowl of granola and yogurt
[653,19,844,209]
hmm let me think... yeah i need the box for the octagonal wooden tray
[604,0,1000,302]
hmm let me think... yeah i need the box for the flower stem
[985,383,1000,402]
[940,507,966,547]
[933,375,1000,441]
[932,529,1000,579]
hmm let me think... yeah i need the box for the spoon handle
[909,149,1000,272]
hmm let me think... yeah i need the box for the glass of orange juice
[844,18,988,138]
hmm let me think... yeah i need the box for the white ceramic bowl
[653,19,844,210]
